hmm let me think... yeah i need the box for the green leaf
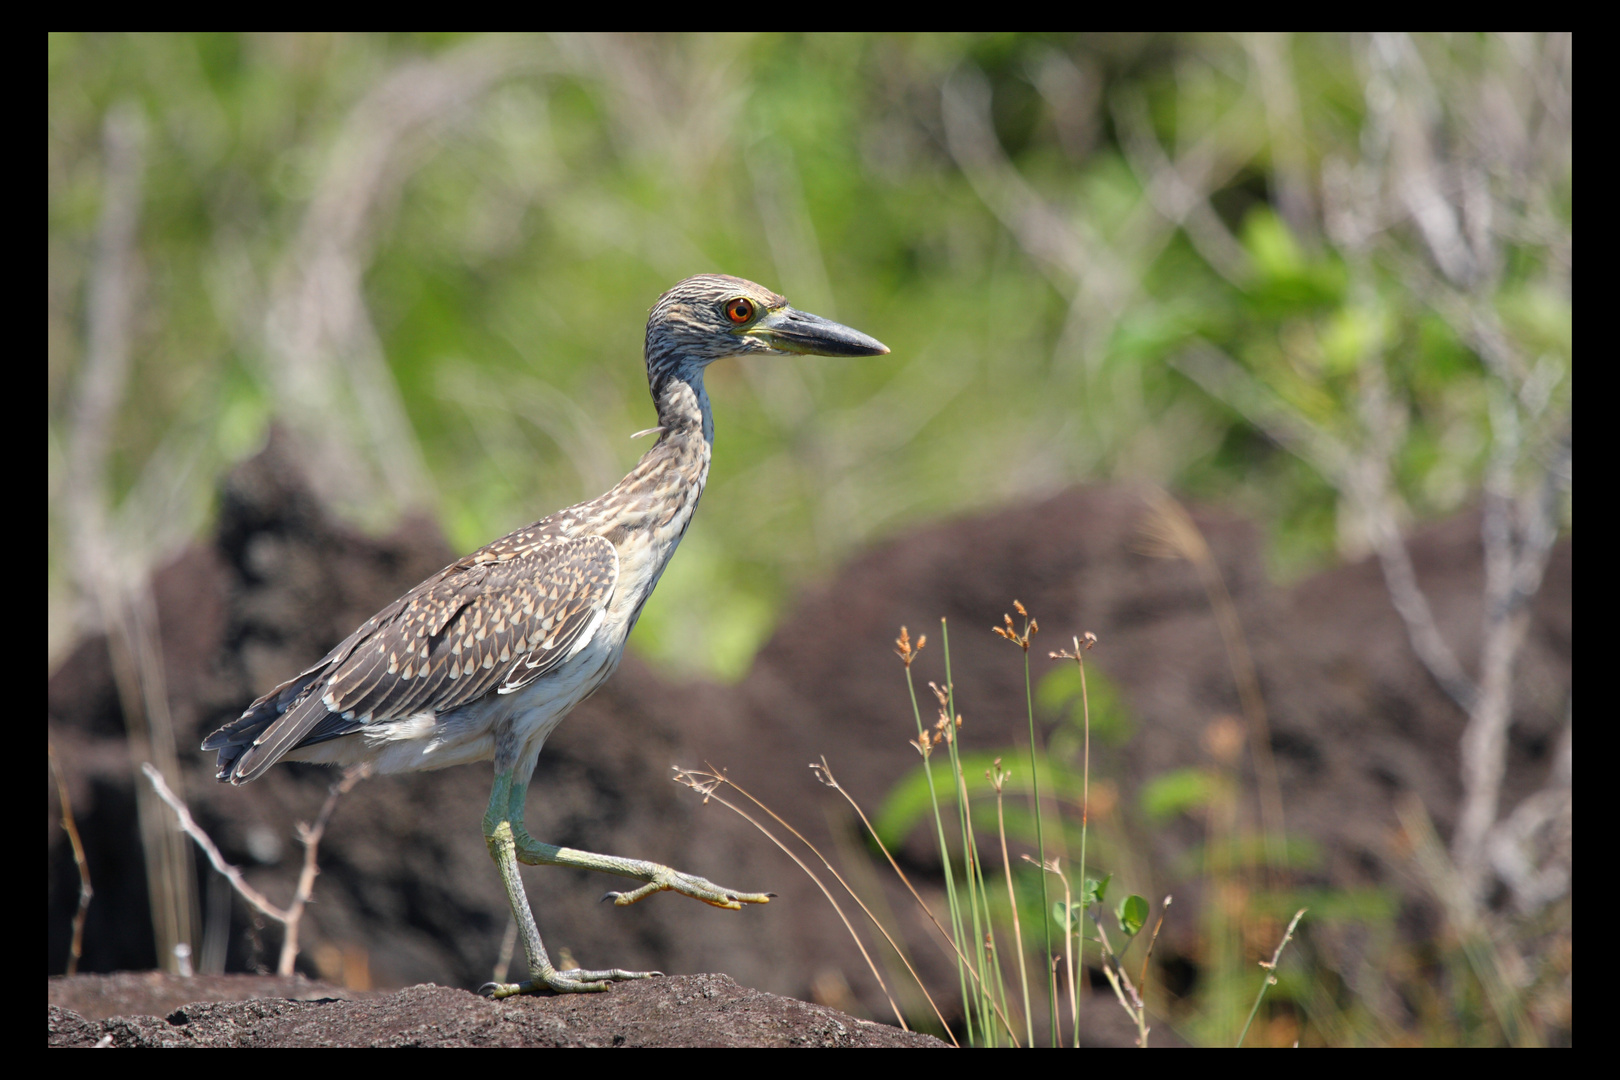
[1117,894,1149,937]
[1081,873,1112,907]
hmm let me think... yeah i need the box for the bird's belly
[497,628,627,755]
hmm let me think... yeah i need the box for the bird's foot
[479,965,662,998]
[604,866,774,910]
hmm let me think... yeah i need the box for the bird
[203,275,889,996]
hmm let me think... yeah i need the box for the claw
[481,967,663,998]
[602,867,772,910]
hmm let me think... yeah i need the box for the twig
[1138,895,1172,995]
[141,761,367,976]
[48,742,94,975]
[1085,901,1149,1047]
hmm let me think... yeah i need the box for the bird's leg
[502,768,772,911]
[479,771,659,997]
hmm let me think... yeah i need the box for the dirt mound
[48,973,943,1048]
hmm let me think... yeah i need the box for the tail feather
[203,668,350,784]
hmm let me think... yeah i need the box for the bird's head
[645,274,888,389]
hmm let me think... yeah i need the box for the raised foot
[604,866,774,909]
[479,967,663,998]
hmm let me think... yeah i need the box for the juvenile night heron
[204,275,888,996]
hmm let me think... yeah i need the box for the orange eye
[725,298,755,324]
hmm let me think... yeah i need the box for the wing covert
[321,534,619,720]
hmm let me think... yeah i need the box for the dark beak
[753,306,890,357]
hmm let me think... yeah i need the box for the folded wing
[204,534,619,783]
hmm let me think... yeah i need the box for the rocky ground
[48,972,943,1047]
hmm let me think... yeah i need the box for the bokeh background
[48,33,1571,1046]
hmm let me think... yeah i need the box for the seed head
[1050,632,1099,661]
[894,626,926,667]
[994,602,1039,651]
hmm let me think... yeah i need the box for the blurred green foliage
[48,33,1571,689]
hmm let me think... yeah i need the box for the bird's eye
[725,298,755,324]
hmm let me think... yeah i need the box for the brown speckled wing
[211,534,618,783]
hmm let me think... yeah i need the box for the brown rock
[47,974,945,1048]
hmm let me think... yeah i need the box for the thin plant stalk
[939,619,999,1042]
[1028,856,1079,1047]
[815,756,1020,1047]
[1075,640,1091,1046]
[1089,904,1150,1047]
[1049,633,1098,1046]
[1060,867,1076,1046]
[995,603,1056,1046]
[1139,896,1173,998]
[1049,955,1061,1045]
[141,761,365,976]
[936,624,980,1028]
[1237,907,1307,1047]
[943,702,993,1039]
[901,635,977,1046]
[946,743,988,1035]
[993,765,1035,1047]
[1021,636,1057,1044]
[671,766,913,1035]
[49,742,93,975]
[950,743,1001,1042]
[1139,490,1286,875]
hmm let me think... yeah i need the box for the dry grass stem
[997,602,1055,1043]
[1236,907,1307,1048]
[988,761,1034,1047]
[1138,895,1172,994]
[1026,855,1081,1047]
[1138,488,1287,875]
[1087,902,1150,1047]
[807,758,962,1042]
[671,764,948,1042]
[49,742,94,975]
[1396,795,1537,1046]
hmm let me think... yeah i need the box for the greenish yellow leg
[479,772,660,997]
[478,770,769,998]
[500,766,771,908]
